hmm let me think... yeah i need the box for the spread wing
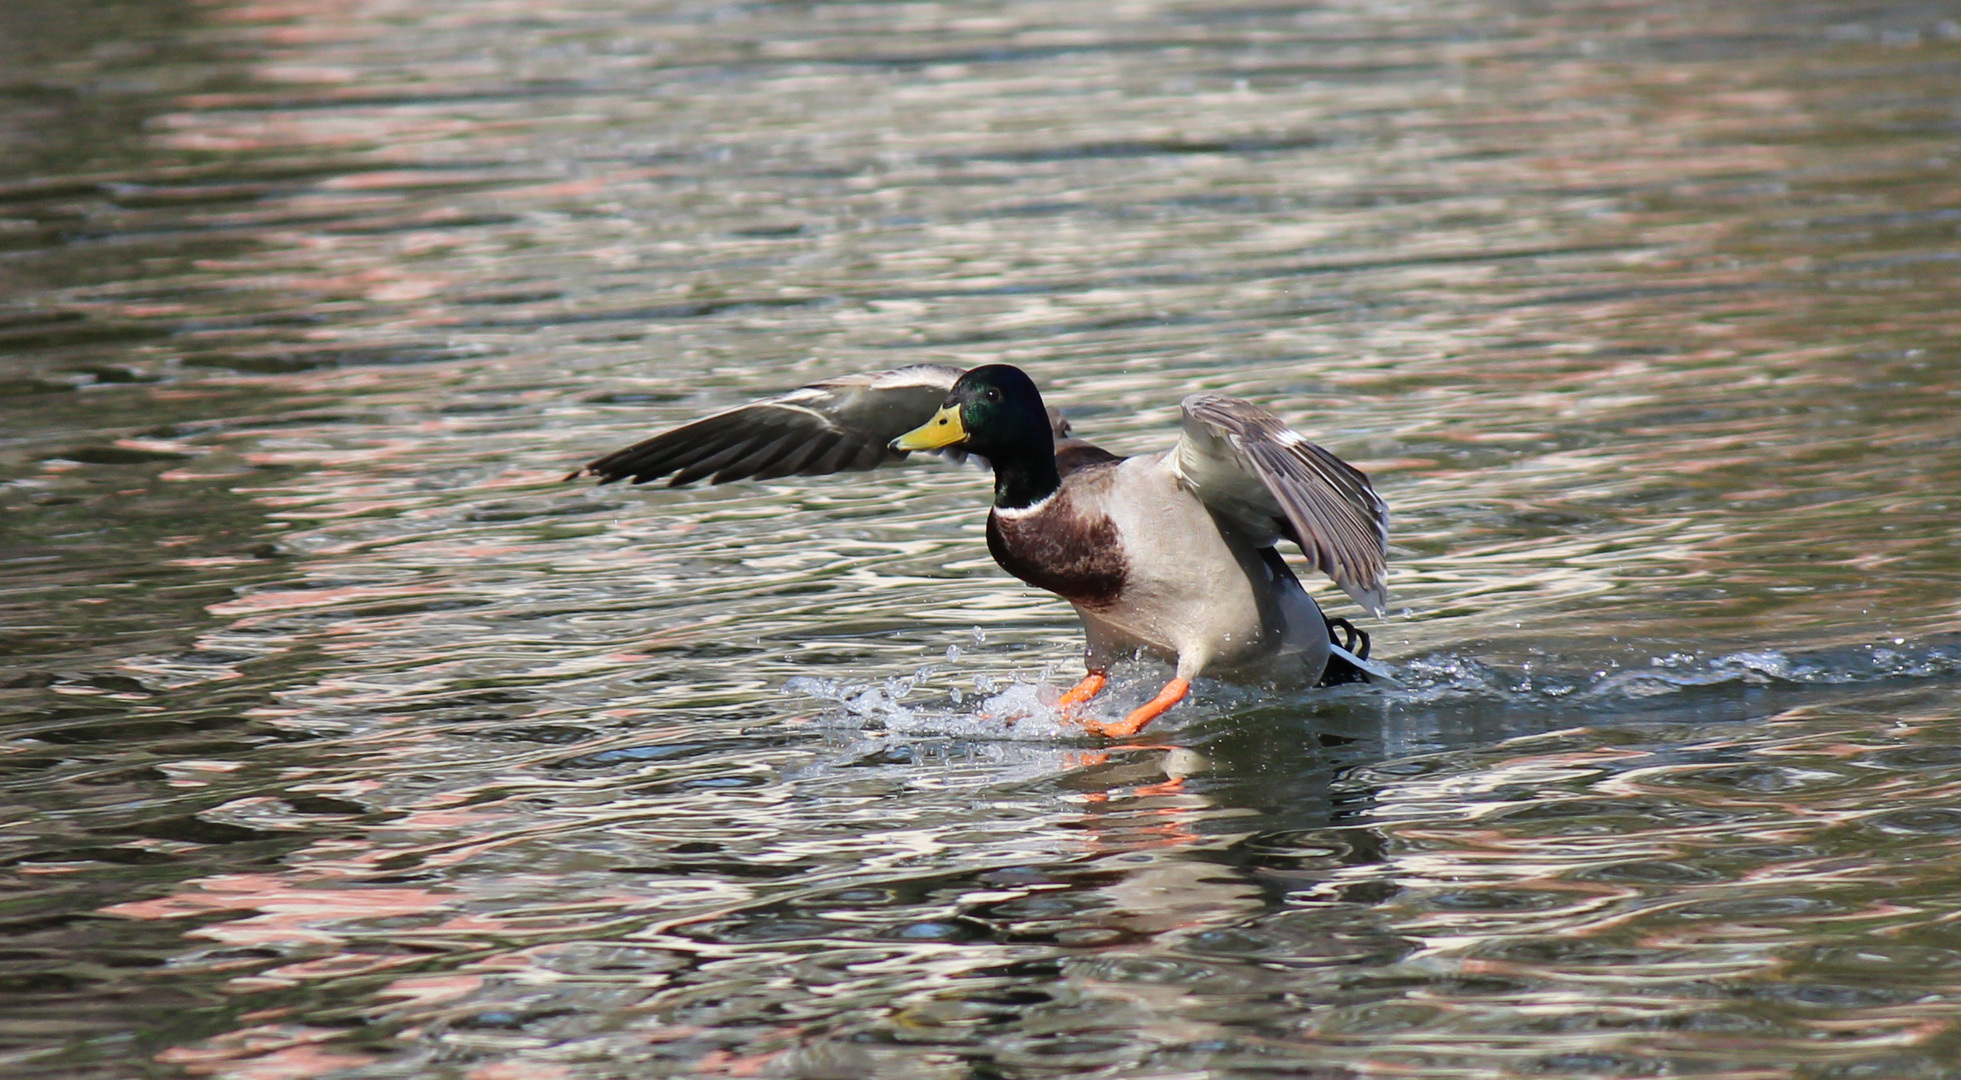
[1168,394,1389,615]
[569,365,1072,487]
[571,365,963,486]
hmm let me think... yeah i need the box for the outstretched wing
[571,365,965,486]
[1168,394,1389,614]
[570,365,1074,487]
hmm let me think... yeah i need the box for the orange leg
[1057,671,1108,713]
[1081,678,1189,738]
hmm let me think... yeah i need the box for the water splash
[785,672,1081,740]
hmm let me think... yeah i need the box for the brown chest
[985,498,1127,610]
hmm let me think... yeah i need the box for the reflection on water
[2,0,1959,1076]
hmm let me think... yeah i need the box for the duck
[569,363,1389,737]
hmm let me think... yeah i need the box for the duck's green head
[892,364,1060,508]
[892,364,1053,462]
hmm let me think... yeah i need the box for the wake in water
[782,635,1961,740]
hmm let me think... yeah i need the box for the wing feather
[1169,394,1389,614]
[670,436,767,487]
[750,430,834,480]
[708,430,803,485]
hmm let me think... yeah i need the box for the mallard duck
[570,364,1388,737]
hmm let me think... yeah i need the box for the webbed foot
[1079,678,1189,738]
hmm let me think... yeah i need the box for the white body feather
[1071,456,1331,684]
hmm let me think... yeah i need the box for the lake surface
[3,0,1960,1076]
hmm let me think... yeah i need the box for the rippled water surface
[4,0,1961,1076]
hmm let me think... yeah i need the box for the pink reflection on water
[376,973,485,1007]
[156,1026,376,1080]
[463,1063,573,1080]
[103,872,456,946]
[209,582,448,615]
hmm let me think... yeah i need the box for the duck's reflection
[124,687,1516,1079]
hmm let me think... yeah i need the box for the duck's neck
[991,448,1061,510]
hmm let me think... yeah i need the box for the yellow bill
[893,405,967,451]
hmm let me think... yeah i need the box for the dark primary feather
[571,364,1074,486]
[1175,394,1389,614]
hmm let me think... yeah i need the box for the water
[2,0,1959,1076]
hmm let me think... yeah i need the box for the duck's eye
[985,389,1000,401]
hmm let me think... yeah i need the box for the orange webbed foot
[1079,678,1189,739]
[1057,671,1108,715]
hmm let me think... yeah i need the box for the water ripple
[2,0,1961,1077]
